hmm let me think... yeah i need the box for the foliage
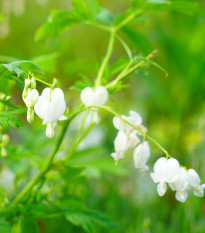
[0,0,205,232]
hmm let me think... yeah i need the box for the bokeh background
[1,0,205,232]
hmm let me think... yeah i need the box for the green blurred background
[1,0,205,232]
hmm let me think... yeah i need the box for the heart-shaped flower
[34,88,67,138]
[80,86,108,106]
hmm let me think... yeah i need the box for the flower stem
[10,107,84,206]
[95,30,115,87]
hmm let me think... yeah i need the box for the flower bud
[31,77,36,89]
[25,78,31,88]
[23,89,39,108]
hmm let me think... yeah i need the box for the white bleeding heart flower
[23,88,39,123]
[113,111,146,135]
[150,157,180,197]
[23,88,39,108]
[133,141,150,172]
[187,169,205,197]
[34,88,67,138]
[169,167,189,202]
[111,131,129,162]
[80,86,108,106]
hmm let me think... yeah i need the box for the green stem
[95,30,115,87]
[84,105,171,158]
[29,72,52,87]
[10,107,84,206]
[65,123,94,161]
[115,10,142,31]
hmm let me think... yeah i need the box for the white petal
[113,116,125,131]
[46,122,55,138]
[111,152,124,161]
[80,87,95,106]
[157,182,167,196]
[133,141,150,169]
[193,185,204,197]
[23,89,39,108]
[94,86,108,106]
[41,87,51,98]
[165,158,180,182]
[169,167,188,191]
[114,131,129,153]
[129,111,142,125]
[58,115,67,121]
[152,157,167,182]
[187,169,201,189]
[51,88,65,100]
[128,131,140,148]
[34,95,49,120]
[45,98,66,122]
[175,191,188,202]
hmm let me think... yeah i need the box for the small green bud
[31,77,36,89]
[25,78,31,88]
[23,88,28,99]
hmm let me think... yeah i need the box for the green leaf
[35,10,81,41]
[0,64,24,78]
[144,0,205,15]
[0,111,24,132]
[63,199,117,233]
[0,61,44,82]
[122,26,152,55]
[0,220,12,233]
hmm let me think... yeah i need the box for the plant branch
[10,107,84,206]
[95,30,115,87]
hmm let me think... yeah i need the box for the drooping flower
[169,167,189,202]
[80,86,108,124]
[133,141,150,172]
[187,169,205,197]
[22,78,39,123]
[151,157,180,196]
[113,111,146,135]
[80,86,108,106]
[111,131,129,162]
[34,88,67,138]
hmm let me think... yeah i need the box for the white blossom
[169,167,189,202]
[111,131,129,162]
[80,86,108,106]
[187,169,205,197]
[113,111,146,135]
[151,157,180,197]
[34,88,67,138]
[133,141,150,172]
[23,88,39,123]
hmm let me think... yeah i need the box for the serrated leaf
[0,111,23,132]
[62,199,117,233]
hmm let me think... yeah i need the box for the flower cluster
[22,78,67,138]
[151,157,205,202]
[80,86,108,123]
[111,111,150,172]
